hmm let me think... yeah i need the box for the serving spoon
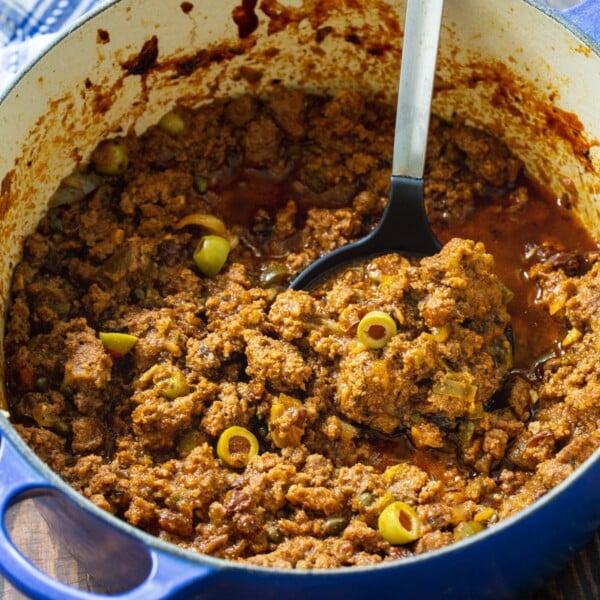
[290,0,444,290]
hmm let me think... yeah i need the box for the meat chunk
[245,332,312,392]
[71,416,105,453]
[62,320,113,416]
[267,88,307,139]
[243,117,282,169]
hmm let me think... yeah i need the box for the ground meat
[132,389,200,450]
[224,94,258,127]
[327,239,511,433]
[13,424,69,474]
[243,116,282,169]
[71,416,105,453]
[4,87,599,569]
[268,291,319,341]
[245,333,312,392]
[200,382,258,436]
[267,88,307,139]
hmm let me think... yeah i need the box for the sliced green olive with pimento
[378,500,421,545]
[99,332,138,357]
[357,310,397,349]
[193,234,231,277]
[216,425,259,468]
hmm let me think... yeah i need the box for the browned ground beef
[4,89,600,568]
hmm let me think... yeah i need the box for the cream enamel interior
[0,0,599,410]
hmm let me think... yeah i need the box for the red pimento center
[368,324,387,340]
[399,508,413,532]
[229,435,251,457]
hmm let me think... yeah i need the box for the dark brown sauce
[232,0,259,39]
[368,433,460,478]
[435,179,599,368]
[214,168,293,225]
[122,36,159,76]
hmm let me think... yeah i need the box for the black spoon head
[290,176,441,290]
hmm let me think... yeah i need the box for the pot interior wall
[0,0,598,410]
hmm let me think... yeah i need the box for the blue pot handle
[561,0,600,46]
[0,433,218,600]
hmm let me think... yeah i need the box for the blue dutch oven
[0,0,599,598]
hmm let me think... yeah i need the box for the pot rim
[529,0,600,49]
[1,0,599,106]
[2,410,600,578]
[0,0,599,583]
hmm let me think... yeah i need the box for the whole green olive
[91,139,129,175]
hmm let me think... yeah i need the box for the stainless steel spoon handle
[289,0,444,290]
[393,0,444,179]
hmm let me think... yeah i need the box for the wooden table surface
[1,498,598,599]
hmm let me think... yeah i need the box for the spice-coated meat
[4,88,599,568]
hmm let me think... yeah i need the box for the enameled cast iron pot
[0,1,599,598]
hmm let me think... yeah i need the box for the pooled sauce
[214,168,294,225]
[435,182,599,368]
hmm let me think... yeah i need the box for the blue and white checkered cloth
[0,0,102,94]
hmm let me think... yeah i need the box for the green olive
[137,364,189,399]
[216,426,259,468]
[158,110,185,135]
[193,173,209,194]
[91,139,129,175]
[357,310,397,349]
[193,235,231,277]
[99,332,138,357]
[378,501,420,545]
[157,367,189,400]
